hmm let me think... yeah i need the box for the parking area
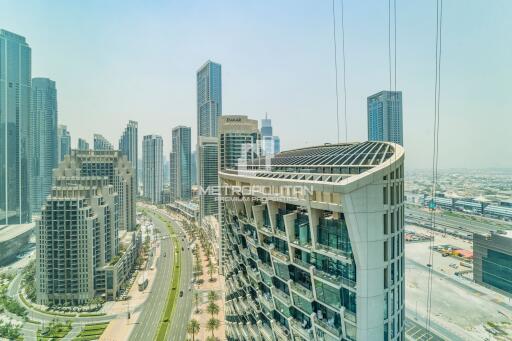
[405,319,445,341]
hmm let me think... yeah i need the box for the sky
[1,0,510,169]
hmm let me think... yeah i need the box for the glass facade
[0,30,32,224]
[482,249,512,295]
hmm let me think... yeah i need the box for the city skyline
[1,1,510,169]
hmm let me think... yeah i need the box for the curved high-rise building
[220,141,405,341]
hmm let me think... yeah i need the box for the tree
[208,290,218,303]
[187,319,200,341]
[206,301,219,318]
[194,292,200,313]
[206,318,220,337]
[207,259,216,282]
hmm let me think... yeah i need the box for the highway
[129,212,173,341]
[157,208,194,341]
[405,205,512,236]
[129,207,193,341]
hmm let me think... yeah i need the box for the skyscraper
[94,133,113,151]
[0,29,32,225]
[142,135,163,204]
[77,138,90,151]
[220,141,405,341]
[367,91,403,145]
[197,137,218,221]
[57,125,71,161]
[197,60,222,221]
[54,150,136,231]
[119,120,138,189]
[218,115,260,171]
[30,78,58,213]
[260,114,281,156]
[171,126,192,201]
[197,60,222,138]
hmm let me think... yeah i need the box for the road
[129,207,193,341]
[405,205,512,235]
[129,212,173,341]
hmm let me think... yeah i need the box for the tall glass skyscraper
[119,120,138,189]
[367,91,403,145]
[57,125,71,161]
[0,29,32,225]
[171,126,192,201]
[197,60,222,221]
[30,78,58,213]
[142,135,163,204]
[77,138,89,150]
[197,60,222,138]
[260,114,280,156]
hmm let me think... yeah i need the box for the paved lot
[405,319,445,341]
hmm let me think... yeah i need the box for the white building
[220,141,405,341]
[142,135,164,204]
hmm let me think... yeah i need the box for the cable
[340,0,348,143]
[332,0,340,144]
[426,0,443,336]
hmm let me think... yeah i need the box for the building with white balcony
[220,141,405,341]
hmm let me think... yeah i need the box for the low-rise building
[0,223,34,265]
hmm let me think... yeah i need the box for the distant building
[57,125,72,162]
[260,114,280,156]
[197,60,222,138]
[0,223,34,265]
[54,150,136,231]
[94,133,114,151]
[77,138,90,151]
[31,78,58,213]
[367,90,403,145]
[197,60,222,222]
[191,150,197,186]
[171,126,192,201]
[197,137,218,221]
[142,135,164,204]
[473,231,512,297]
[219,115,260,171]
[0,29,32,225]
[119,121,138,188]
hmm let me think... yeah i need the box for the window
[383,186,388,205]
[384,241,388,262]
[383,213,388,235]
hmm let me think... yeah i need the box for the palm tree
[187,319,200,341]
[208,290,218,303]
[206,301,219,318]
[194,292,200,313]
[206,318,220,337]
[207,259,215,281]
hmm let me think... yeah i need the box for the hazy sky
[1,0,510,169]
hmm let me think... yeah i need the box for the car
[426,263,432,267]
[179,290,183,297]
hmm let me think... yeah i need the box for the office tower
[94,133,113,151]
[30,78,58,213]
[171,126,192,201]
[197,60,222,222]
[77,138,90,151]
[142,135,163,204]
[220,141,405,341]
[0,29,32,225]
[197,137,218,221]
[36,173,142,305]
[191,151,197,186]
[218,115,260,171]
[197,60,222,138]
[54,150,136,231]
[473,231,512,296]
[119,120,138,188]
[169,152,177,202]
[163,157,170,186]
[367,91,403,145]
[260,114,280,156]
[57,125,71,161]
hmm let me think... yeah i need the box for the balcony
[313,268,356,288]
[290,318,313,340]
[259,292,275,310]
[258,261,275,276]
[314,315,342,337]
[271,248,290,263]
[292,257,313,272]
[260,324,274,341]
[272,321,290,340]
[316,243,353,260]
[344,309,357,323]
[289,281,314,300]
[272,287,292,305]
[248,267,261,283]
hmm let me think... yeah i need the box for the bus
[138,274,148,291]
